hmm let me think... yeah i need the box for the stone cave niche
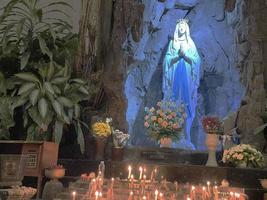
[124,0,245,149]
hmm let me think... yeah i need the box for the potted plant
[202,116,224,166]
[112,129,129,161]
[222,144,264,168]
[144,100,186,147]
[92,118,112,160]
[0,0,92,154]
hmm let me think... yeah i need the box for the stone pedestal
[42,180,64,200]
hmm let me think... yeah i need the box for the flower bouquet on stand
[144,100,186,147]
[222,144,264,168]
[92,118,112,160]
[112,129,130,161]
[202,116,224,166]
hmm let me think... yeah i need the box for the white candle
[111,177,114,188]
[155,189,159,200]
[128,191,133,200]
[95,191,99,200]
[128,165,132,179]
[139,167,143,179]
[190,186,195,199]
[159,192,163,200]
[143,175,146,180]
[72,191,76,200]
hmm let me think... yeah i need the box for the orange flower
[172,123,179,129]
[162,121,168,128]
[157,118,163,123]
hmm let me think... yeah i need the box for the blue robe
[163,39,200,144]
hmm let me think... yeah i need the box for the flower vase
[112,147,124,161]
[205,133,218,166]
[95,137,108,160]
[160,138,172,148]
[42,168,65,200]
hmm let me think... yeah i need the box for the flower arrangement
[112,129,130,148]
[222,144,264,168]
[144,100,186,142]
[92,118,112,137]
[202,116,223,134]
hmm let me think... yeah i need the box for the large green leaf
[29,89,40,105]
[52,100,62,116]
[46,62,55,80]
[44,82,55,95]
[51,77,67,84]
[18,82,36,95]
[76,121,85,154]
[57,96,73,108]
[79,86,89,95]
[54,120,63,144]
[15,72,40,83]
[38,35,52,59]
[20,51,30,69]
[74,104,80,118]
[38,97,48,118]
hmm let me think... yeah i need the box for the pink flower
[144,115,149,120]
[144,122,149,127]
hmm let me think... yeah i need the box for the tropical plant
[0,0,73,69]
[13,64,90,153]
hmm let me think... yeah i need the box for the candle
[213,186,218,200]
[139,167,143,179]
[155,189,159,200]
[111,177,114,188]
[128,165,132,179]
[230,192,234,200]
[128,191,133,200]
[159,192,163,200]
[143,175,147,180]
[142,196,147,200]
[95,191,99,200]
[190,186,195,200]
[207,181,211,196]
[72,191,76,200]
[202,186,206,200]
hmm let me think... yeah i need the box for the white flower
[106,117,112,123]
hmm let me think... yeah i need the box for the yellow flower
[92,122,111,137]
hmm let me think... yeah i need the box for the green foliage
[0,0,73,69]
[0,0,89,154]
[14,64,90,153]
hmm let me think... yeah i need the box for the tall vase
[95,137,107,160]
[205,133,218,166]
[160,138,172,148]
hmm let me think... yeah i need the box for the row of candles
[71,165,244,200]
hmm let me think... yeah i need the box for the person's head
[174,19,190,40]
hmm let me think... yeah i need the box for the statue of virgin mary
[163,19,200,149]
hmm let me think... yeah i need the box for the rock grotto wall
[123,0,246,149]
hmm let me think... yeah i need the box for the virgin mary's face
[178,23,186,35]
